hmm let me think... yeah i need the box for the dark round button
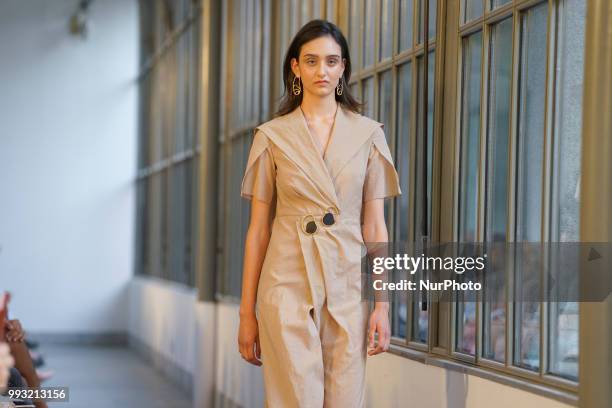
[322,212,335,226]
[305,220,317,234]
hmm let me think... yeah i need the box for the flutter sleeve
[240,130,276,204]
[362,126,402,202]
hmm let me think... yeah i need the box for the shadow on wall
[446,369,468,408]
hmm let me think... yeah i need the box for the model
[238,19,402,407]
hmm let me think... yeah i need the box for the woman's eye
[328,60,337,65]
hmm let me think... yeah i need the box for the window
[337,0,585,396]
[136,0,201,286]
[346,0,437,346]
[442,0,585,390]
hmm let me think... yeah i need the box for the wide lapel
[256,107,340,209]
[324,106,381,182]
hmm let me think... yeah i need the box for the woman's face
[291,35,345,98]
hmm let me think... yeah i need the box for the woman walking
[238,19,401,407]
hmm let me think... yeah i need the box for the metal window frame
[441,0,586,396]
[347,0,441,350]
[136,0,203,286]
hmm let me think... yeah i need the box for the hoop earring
[336,78,343,96]
[292,76,302,96]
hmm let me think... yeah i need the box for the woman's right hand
[238,313,262,366]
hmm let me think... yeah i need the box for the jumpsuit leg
[257,300,325,408]
[319,301,369,408]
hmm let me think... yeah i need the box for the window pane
[549,0,586,381]
[411,51,435,341]
[514,3,548,371]
[363,0,376,67]
[516,3,547,243]
[464,0,484,24]
[350,82,360,100]
[483,18,512,362]
[418,0,436,43]
[380,0,393,59]
[393,63,411,339]
[350,0,362,70]
[378,70,393,139]
[392,292,408,338]
[396,62,412,243]
[412,268,429,343]
[485,18,512,243]
[458,32,482,244]
[363,77,375,118]
[399,0,414,51]
[415,51,435,241]
[170,162,187,284]
[552,0,584,244]
[491,0,511,9]
[456,32,482,355]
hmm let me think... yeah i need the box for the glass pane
[350,82,360,100]
[399,0,414,51]
[485,18,512,243]
[482,248,506,360]
[516,3,547,243]
[415,51,435,241]
[380,0,393,59]
[364,0,376,67]
[396,62,412,243]
[392,291,408,338]
[514,3,548,371]
[456,32,482,355]
[458,31,482,243]
[378,70,393,139]
[483,18,512,362]
[464,0,484,24]
[411,52,434,340]
[456,299,477,354]
[552,0,584,244]
[363,77,375,118]
[419,0,436,43]
[491,0,511,9]
[412,268,429,343]
[392,62,412,339]
[350,0,362,70]
[549,0,586,381]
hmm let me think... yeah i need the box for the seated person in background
[4,319,48,408]
[0,342,14,392]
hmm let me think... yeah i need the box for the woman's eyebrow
[303,53,341,58]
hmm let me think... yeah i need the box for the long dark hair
[277,19,362,116]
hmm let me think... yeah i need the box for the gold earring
[336,78,343,96]
[292,76,302,96]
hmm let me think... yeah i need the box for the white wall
[128,276,198,376]
[0,0,139,333]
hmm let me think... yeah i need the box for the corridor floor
[38,343,192,408]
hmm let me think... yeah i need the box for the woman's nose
[316,61,326,76]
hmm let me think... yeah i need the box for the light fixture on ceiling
[69,0,94,39]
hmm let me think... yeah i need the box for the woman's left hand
[367,303,390,356]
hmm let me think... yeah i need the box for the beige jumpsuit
[240,105,401,407]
